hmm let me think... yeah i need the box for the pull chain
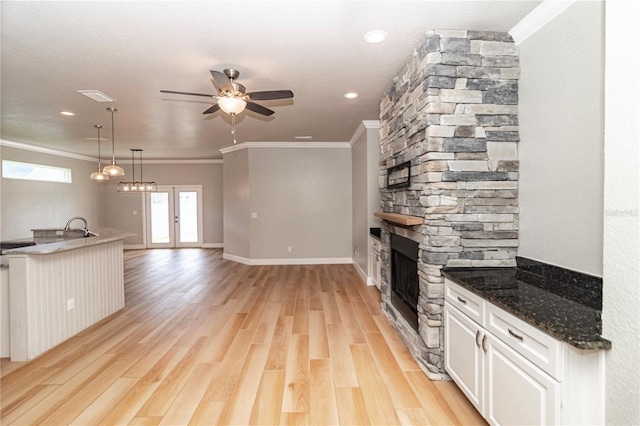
[231,113,237,144]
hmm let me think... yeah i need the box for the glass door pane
[177,191,198,243]
[146,185,202,248]
[147,188,175,248]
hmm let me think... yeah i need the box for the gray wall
[222,149,250,258]
[222,144,352,261]
[1,146,107,240]
[104,161,224,246]
[1,145,224,246]
[518,1,605,276]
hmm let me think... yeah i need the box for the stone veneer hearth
[378,30,520,378]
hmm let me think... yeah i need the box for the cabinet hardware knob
[508,328,524,341]
[475,330,481,347]
[482,334,487,353]
[457,296,467,304]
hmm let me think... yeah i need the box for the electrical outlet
[132,210,137,216]
[67,298,74,311]
[251,212,258,219]
[287,246,292,252]
[56,230,64,236]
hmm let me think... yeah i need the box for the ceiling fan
[162,68,294,116]
[161,69,293,143]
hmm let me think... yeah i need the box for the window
[2,160,72,183]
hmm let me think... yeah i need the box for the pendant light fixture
[89,124,110,181]
[102,107,125,176]
[117,149,157,192]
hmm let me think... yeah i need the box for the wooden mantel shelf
[374,211,424,226]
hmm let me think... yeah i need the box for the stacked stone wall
[378,30,520,377]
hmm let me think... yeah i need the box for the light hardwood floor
[1,248,485,425]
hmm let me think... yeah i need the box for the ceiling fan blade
[202,104,221,115]
[245,101,274,116]
[160,89,215,98]
[247,90,294,101]
[211,70,233,94]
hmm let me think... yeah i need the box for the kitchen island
[2,227,134,361]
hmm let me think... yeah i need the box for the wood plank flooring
[1,248,485,425]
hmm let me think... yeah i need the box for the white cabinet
[369,236,381,289]
[444,302,483,411]
[444,278,604,426]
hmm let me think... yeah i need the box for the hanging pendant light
[89,124,110,181]
[137,149,157,191]
[102,107,125,176]
[117,149,156,192]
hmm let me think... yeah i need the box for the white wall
[221,143,353,263]
[1,145,107,240]
[602,0,640,424]
[518,1,605,276]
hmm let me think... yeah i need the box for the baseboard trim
[353,261,376,286]
[222,253,353,266]
[202,243,224,248]
[123,244,146,250]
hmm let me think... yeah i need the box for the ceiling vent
[77,90,116,103]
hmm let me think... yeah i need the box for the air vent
[295,136,312,140]
[77,90,116,103]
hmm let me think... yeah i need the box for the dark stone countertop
[370,227,381,239]
[442,264,611,351]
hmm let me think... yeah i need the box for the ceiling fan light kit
[102,107,125,176]
[160,68,294,144]
[218,97,247,115]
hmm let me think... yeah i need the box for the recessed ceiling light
[344,92,359,99]
[60,111,75,116]
[364,30,387,44]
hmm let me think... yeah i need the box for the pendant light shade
[117,149,157,192]
[90,124,110,181]
[102,107,125,176]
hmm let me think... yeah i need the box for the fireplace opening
[390,233,419,332]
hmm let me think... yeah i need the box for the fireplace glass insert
[390,233,419,332]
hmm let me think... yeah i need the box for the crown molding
[1,139,96,162]
[350,120,380,147]
[220,141,351,155]
[0,139,223,164]
[509,0,577,45]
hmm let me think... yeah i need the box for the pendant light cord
[97,126,102,169]
[111,109,116,163]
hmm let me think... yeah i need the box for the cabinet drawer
[485,302,563,380]
[370,237,381,252]
[445,279,484,325]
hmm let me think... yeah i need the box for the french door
[145,185,203,248]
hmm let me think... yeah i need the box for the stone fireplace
[378,30,520,379]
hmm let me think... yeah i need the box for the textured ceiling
[1,1,540,160]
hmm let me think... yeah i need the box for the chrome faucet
[64,216,89,237]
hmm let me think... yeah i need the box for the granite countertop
[1,227,135,257]
[442,266,611,351]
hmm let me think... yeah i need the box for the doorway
[145,185,203,248]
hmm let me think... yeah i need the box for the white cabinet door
[484,334,560,426]
[444,302,483,413]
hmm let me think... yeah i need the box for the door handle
[475,330,481,347]
[482,334,487,353]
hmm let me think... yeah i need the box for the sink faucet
[64,216,89,237]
